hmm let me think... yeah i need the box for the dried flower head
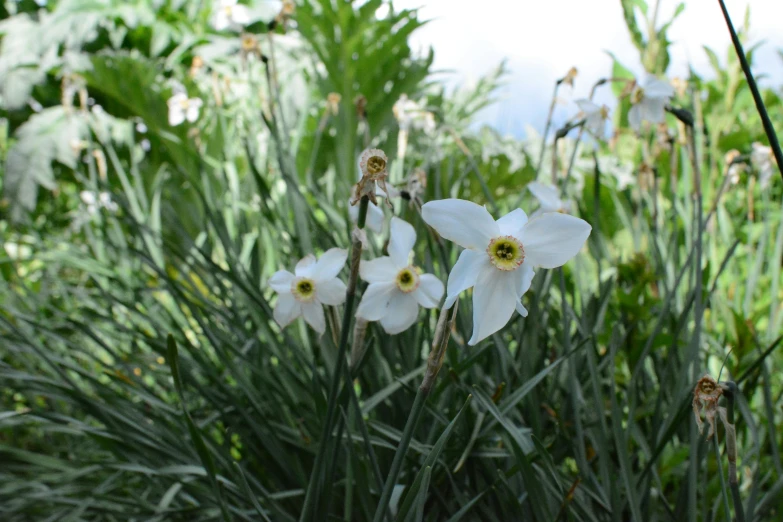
[353,148,392,207]
[189,55,205,77]
[693,374,724,438]
[326,92,341,116]
[724,149,745,185]
[562,67,578,88]
[239,32,262,64]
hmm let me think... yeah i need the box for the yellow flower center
[367,155,387,176]
[395,266,420,293]
[631,86,645,105]
[599,105,610,119]
[179,98,190,110]
[487,236,525,271]
[291,277,316,302]
[241,35,257,50]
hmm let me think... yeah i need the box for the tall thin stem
[371,304,456,522]
[300,197,369,522]
[717,0,783,184]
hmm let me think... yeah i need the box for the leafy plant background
[1,0,782,520]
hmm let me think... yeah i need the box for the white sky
[392,0,783,137]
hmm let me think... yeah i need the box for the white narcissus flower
[80,190,118,214]
[212,0,251,31]
[422,199,591,345]
[628,77,675,131]
[268,248,349,334]
[167,93,203,126]
[355,217,444,334]
[575,99,610,140]
[751,142,777,188]
[527,182,571,217]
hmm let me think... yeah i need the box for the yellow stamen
[291,278,317,302]
[487,235,525,271]
[395,266,420,293]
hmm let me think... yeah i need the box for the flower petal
[496,208,529,238]
[269,270,294,293]
[231,4,251,25]
[355,282,397,321]
[316,278,346,306]
[421,199,498,250]
[468,266,519,345]
[365,202,384,233]
[520,213,591,269]
[515,301,529,317]
[444,249,490,308]
[274,293,301,329]
[643,77,674,98]
[575,98,600,114]
[359,257,397,283]
[515,263,536,298]
[380,292,420,334]
[414,274,444,308]
[302,302,326,334]
[295,254,316,277]
[168,107,185,126]
[628,105,642,131]
[388,217,416,268]
[313,248,348,281]
[527,182,562,213]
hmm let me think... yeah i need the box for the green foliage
[2,0,783,521]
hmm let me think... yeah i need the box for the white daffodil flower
[422,199,591,345]
[575,99,610,140]
[751,142,777,188]
[527,182,571,217]
[212,0,251,31]
[167,93,203,126]
[628,77,674,131]
[355,217,444,334]
[268,248,349,334]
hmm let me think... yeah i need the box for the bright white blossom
[269,248,348,334]
[212,0,251,31]
[628,77,674,131]
[393,94,436,134]
[422,199,591,345]
[356,217,444,334]
[167,93,203,126]
[751,142,777,188]
[527,182,571,217]
[575,99,610,140]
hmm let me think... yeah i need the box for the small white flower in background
[98,192,118,212]
[268,248,349,335]
[167,93,203,126]
[422,199,591,345]
[527,182,571,217]
[628,76,674,131]
[724,150,744,185]
[212,0,251,31]
[355,217,444,334]
[751,142,777,188]
[80,191,118,215]
[393,94,436,133]
[575,99,610,140]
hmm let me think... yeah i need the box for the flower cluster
[270,146,591,347]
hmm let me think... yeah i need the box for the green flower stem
[717,0,783,185]
[723,381,745,522]
[371,304,456,522]
[300,196,369,522]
